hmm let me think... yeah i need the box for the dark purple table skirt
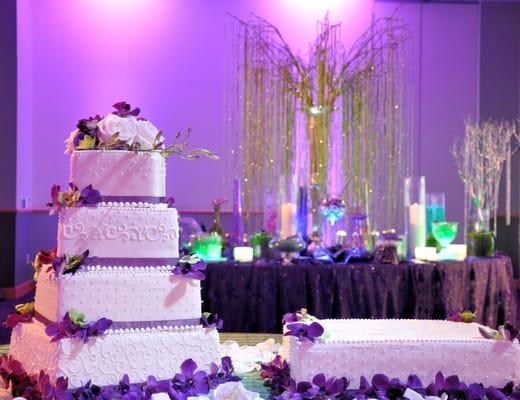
[201,256,517,333]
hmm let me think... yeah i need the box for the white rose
[64,129,80,154]
[213,382,261,400]
[97,114,138,145]
[134,119,160,150]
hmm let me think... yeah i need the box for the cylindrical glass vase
[426,193,446,246]
[467,205,494,257]
[404,176,426,259]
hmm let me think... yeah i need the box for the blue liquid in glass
[426,204,445,235]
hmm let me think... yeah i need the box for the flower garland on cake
[0,356,243,400]
[64,101,219,160]
[259,355,520,400]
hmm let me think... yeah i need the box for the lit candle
[280,203,296,239]
[233,246,254,263]
[414,246,437,261]
[407,202,426,258]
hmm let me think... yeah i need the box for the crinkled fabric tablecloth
[202,256,516,332]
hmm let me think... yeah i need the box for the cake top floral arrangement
[65,101,219,160]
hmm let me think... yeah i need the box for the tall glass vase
[306,106,332,232]
[467,204,494,257]
[404,176,426,259]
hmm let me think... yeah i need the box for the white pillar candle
[407,203,426,258]
[280,203,296,239]
[414,246,437,261]
[438,244,467,261]
[233,246,254,263]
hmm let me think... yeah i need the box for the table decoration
[229,14,413,235]
[414,246,437,262]
[250,231,273,259]
[192,233,224,262]
[404,176,426,259]
[346,206,368,257]
[426,193,445,246]
[280,203,297,239]
[452,119,519,255]
[431,221,458,250]
[233,247,254,263]
[269,236,306,263]
[231,179,244,246]
[374,230,402,265]
[296,186,308,241]
[335,230,347,246]
[210,198,227,238]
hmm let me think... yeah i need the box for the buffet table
[201,256,516,333]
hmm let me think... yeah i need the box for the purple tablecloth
[201,256,516,333]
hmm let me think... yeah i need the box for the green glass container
[251,230,273,259]
[432,221,458,248]
[467,231,495,257]
[192,233,223,261]
[466,206,494,257]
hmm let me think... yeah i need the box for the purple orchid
[73,380,102,399]
[37,373,72,400]
[312,373,349,398]
[3,311,33,329]
[282,312,301,324]
[167,196,175,208]
[80,184,102,206]
[142,375,175,400]
[47,183,101,214]
[447,309,477,323]
[45,311,112,343]
[99,374,143,400]
[284,322,324,343]
[75,115,102,146]
[282,308,315,325]
[260,355,292,396]
[500,322,520,341]
[112,101,141,118]
[61,249,89,275]
[207,357,241,388]
[200,312,223,330]
[172,358,210,398]
[0,355,40,399]
[173,254,207,281]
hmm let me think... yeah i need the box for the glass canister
[404,176,426,259]
[426,192,446,246]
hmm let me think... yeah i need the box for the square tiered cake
[286,319,520,387]
[8,105,221,388]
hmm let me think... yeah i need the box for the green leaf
[69,309,87,327]
[76,135,96,150]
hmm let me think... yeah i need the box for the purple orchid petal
[80,184,102,206]
[468,383,486,400]
[181,358,197,378]
[312,373,326,388]
[444,375,461,392]
[487,386,507,400]
[360,376,371,391]
[407,374,422,390]
[372,374,390,391]
[306,322,325,340]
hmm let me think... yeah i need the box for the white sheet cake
[286,319,520,387]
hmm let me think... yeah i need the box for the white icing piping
[103,324,206,335]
